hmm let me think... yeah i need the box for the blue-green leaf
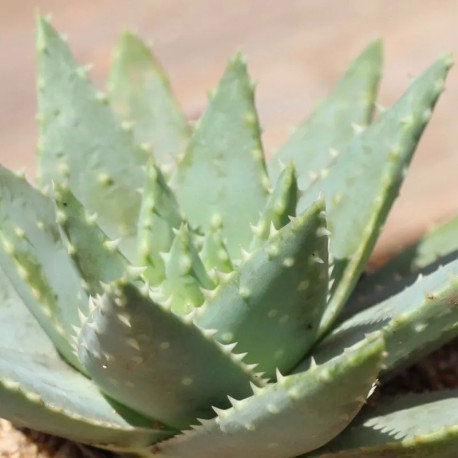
[173,53,269,257]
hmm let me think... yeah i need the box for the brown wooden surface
[1,0,458,263]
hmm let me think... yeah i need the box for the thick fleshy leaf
[0,351,172,451]
[196,199,328,378]
[78,279,262,429]
[296,54,452,333]
[0,266,56,353]
[173,53,269,257]
[200,226,233,274]
[0,271,172,449]
[36,16,147,259]
[268,40,382,187]
[250,162,298,249]
[312,390,458,458]
[0,166,87,370]
[108,32,190,168]
[160,224,215,314]
[152,334,385,458]
[345,215,458,319]
[298,258,458,379]
[137,162,182,285]
[53,181,128,296]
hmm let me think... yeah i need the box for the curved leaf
[297,54,452,333]
[346,215,458,319]
[299,258,458,379]
[153,334,385,458]
[36,16,147,259]
[196,199,328,378]
[268,41,382,187]
[108,32,190,167]
[78,279,261,430]
[0,271,172,449]
[173,53,269,257]
[312,390,458,458]
[0,166,87,370]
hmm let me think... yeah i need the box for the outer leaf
[53,181,128,296]
[297,54,452,333]
[36,16,147,259]
[152,334,385,458]
[268,40,382,187]
[312,390,458,458]
[173,53,269,257]
[0,166,87,370]
[108,32,190,167]
[0,271,172,449]
[78,279,262,430]
[345,215,458,319]
[0,266,56,353]
[299,258,458,379]
[196,199,328,378]
[363,215,458,283]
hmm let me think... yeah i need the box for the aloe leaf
[108,32,190,168]
[0,351,172,451]
[312,390,458,458]
[173,53,269,257]
[0,166,87,370]
[298,258,458,379]
[78,279,262,430]
[152,334,385,458]
[250,162,298,249]
[35,16,147,259]
[53,181,128,296]
[298,54,452,333]
[160,224,215,314]
[0,272,172,449]
[200,226,233,274]
[196,199,328,378]
[0,266,57,353]
[364,215,458,283]
[138,162,182,285]
[346,215,458,319]
[268,40,382,187]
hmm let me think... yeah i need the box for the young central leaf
[137,162,183,285]
[173,53,269,257]
[250,162,298,249]
[196,199,329,378]
[160,224,215,314]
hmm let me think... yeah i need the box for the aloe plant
[1,15,458,457]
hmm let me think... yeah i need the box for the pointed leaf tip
[173,49,268,257]
[108,30,189,167]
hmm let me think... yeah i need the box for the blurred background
[1,0,458,263]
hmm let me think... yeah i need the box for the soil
[0,421,110,458]
[379,337,458,397]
